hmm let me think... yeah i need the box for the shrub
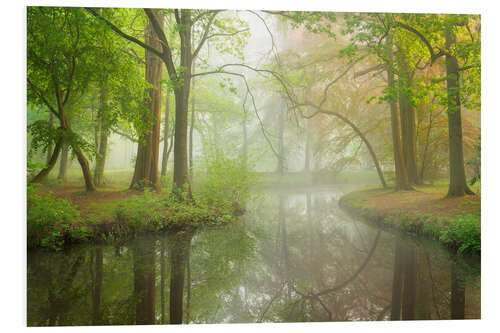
[195,150,259,210]
[439,214,481,254]
[27,184,87,250]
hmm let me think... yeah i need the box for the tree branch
[144,8,178,79]
[354,63,385,78]
[85,7,164,59]
[393,20,445,65]
[192,11,220,61]
[27,78,61,121]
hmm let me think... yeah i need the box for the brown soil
[37,183,139,215]
[358,187,481,218]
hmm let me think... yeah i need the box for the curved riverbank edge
[338,188,481,255]
[28,189,245,251]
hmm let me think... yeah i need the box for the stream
[27,185,481,325]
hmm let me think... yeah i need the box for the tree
[393,14,480,196]
[130,9,164,190]
[87,8,250,198]
[28,7,97,191]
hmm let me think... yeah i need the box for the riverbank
[27,183,242,250]
[339,185,481,254]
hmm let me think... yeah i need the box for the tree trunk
[304,117,312,172]
[387,37,413,191]
[391,240,403,320]
[55,85,96,192]
[169,231,193,324]
[242,107,248,168]
[451,256,466,319]
[419,107,434,183]
[401,246,416,320]
[91,247,103,325]
[130,10,163,191]
[161,90,171,177]
[31,136,63,183]
[277,100,285,175]
[46,112,54,165]
[189,71,195,179]
[398,57,420,185]
[172,10,193,198]
[94,83,109,187]
[57,142,69,181]
[445,29,474,197]
[133,241,156,325]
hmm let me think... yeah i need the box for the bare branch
[354,64,385,78]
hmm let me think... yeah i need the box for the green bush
[27,184,88,250]
[439,214,481,254]
[115,189,234,231]
[195,150,259,210]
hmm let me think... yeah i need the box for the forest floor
[339,183,481,254]
[36,182,140,224]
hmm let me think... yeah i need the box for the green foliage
[468,135,481,186]
[116,151,258,231]
[27,185,89,250]
[115,190,233,232]
[439,214,481,254]
[195,149,259,209]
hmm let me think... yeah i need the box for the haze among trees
[27,8,480,199]
[25,5,482,326]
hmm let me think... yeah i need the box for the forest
[26,6,481,326]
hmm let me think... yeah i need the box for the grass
[339,182,481,254]
[29,153,256,250]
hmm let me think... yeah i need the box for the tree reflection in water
[27,188,480,326]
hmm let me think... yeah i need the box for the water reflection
[27,187,480,326]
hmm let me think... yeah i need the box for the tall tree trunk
[387,37,413,191]
[130,10,163,191]
[46,112,54,165]
[304,117,312,172]
[172,10,193,198]
[55,85,96,192]
[398,56,420,185]
[133,241,156,325]
[31,136,63,183]
[189,71,195,179]
[279,195,291,299]
[391,239,403,320]
[401,246,416,320]
[242,107,248,168]
[57,142,69,181]
[451,256,466,319]
[419,107,434,183]
[277,100,285,175]
[160,239,167,324]
[445,30,474,197]
[94,83,109,187]
[169,231,193,324]
[91,247,103,325]
[161,90,171,177]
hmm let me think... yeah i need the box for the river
[27,185,481,325]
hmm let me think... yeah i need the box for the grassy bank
[28,155,255,250]
[339,184,481,254]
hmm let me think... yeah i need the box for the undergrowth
[27,184,91,250]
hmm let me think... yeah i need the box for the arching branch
[85,8,163,59]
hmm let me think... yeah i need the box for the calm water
[27,186,481,325]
